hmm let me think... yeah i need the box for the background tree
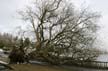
[19,0,101,64]
[0,33,14,50]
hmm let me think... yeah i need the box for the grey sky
[0,0,108,50]
[72,0,108,50]
[0,0,30,33]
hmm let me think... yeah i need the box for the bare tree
[18,0,101,64]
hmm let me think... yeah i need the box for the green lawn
[9,64,73,71]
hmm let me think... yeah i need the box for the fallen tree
[18,0,101,64]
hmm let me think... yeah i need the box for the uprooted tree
[18,0,101,64]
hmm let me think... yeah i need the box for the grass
[9,64,73,71]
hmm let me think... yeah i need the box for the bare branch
[48,0,62,12]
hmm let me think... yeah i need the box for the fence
[62,60,108,71]
[79,61,108,69]
[63,60,108,69]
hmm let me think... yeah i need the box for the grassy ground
[0,57,73,71]
[9,64,73,71]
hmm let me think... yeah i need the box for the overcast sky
[72,0,108,50]
[0,0,108,50]
[0,0,31,33]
